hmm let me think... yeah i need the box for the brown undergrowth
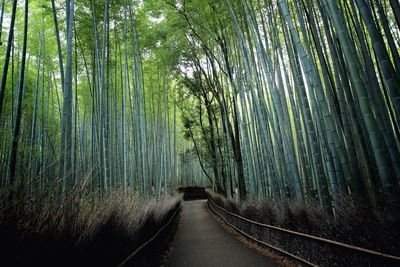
[0,183,181,267]
[207,189,400,266]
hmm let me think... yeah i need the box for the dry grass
[207,189,400,266]
[0,184,182,267]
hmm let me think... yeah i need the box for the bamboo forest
[0,0,400,266]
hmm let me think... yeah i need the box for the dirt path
[167,200,279,267]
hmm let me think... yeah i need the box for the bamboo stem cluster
[0,0,203,199]
[172,0,400,212]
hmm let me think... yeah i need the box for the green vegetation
[0,0,400,264]
[149,0,400,214]
[0,0,210,199]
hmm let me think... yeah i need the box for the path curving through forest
[167,200,278,267]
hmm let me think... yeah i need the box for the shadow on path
[167,200,278,267]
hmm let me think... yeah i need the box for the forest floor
[166,200,278,267]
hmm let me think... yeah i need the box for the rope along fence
[119,203,182,266]
[208,199,400,266]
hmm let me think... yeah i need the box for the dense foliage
[0,0,209,201]
[152,0,400,215]
[1,0,400,215]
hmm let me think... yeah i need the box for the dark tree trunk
[0,0,18,116]
[9,0,29,188]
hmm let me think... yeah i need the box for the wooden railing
[208,198,400,266]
